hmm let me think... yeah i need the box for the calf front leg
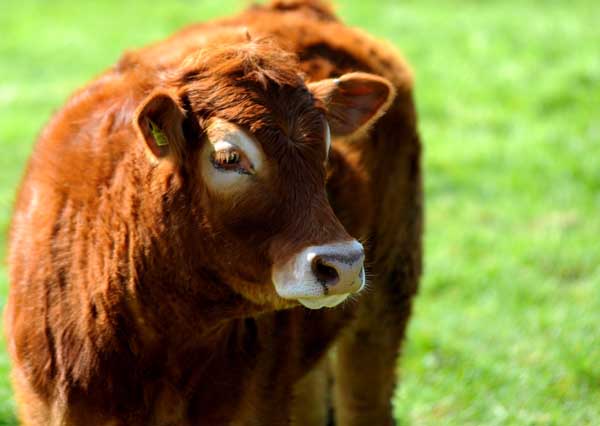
[291,356,331,426]
[332,272,416,426]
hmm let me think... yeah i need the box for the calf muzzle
[272,240,365,309]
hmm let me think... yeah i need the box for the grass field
[1,0,599,424]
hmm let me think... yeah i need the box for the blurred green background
[1,0,599,424]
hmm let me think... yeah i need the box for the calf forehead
[186,80,328,169]
[171,37,327,155]
[190,79,324,140]
[248,86,328,160]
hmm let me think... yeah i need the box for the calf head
[133,37,395,311]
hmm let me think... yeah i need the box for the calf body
[5,1,422,425]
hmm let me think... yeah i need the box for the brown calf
[5,1,422,424]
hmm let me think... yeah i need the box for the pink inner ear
[341,82,380,97]
[325,75,394,136]
[339,78,390,105]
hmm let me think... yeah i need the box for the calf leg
[291,357,331,426]
[332,276,415,426]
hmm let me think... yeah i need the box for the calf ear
[308,72,396,137]
[134,90,187,160]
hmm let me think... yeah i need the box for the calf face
[134,38,395,310]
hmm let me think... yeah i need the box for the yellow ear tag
[148,119,169,147]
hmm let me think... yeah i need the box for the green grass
[1,0,599,424]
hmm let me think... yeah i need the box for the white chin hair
[297,294,349,310]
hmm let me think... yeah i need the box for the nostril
[311,257,340,287]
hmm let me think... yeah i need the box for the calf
[5,1,422,425]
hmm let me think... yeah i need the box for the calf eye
[210,141,254,175]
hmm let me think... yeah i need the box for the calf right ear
[308,72,396,138]
[134,90,187,160]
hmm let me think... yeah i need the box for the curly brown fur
[5,1,421,425]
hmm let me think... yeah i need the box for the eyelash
[210,146,253,175]
[213,150,240,166]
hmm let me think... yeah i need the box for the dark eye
[210,143,254,175]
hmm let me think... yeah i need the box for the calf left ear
[134,90,187,160]
[308,72,396,137]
